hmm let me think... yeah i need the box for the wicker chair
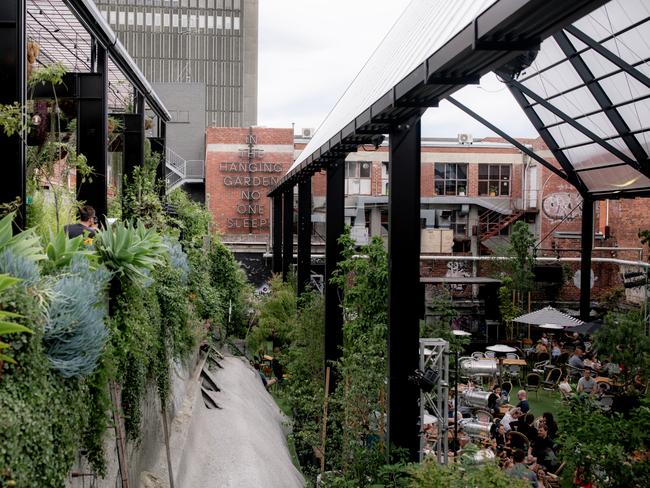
[542,368,563,391]
[507,430,530,452]
[526,372,541,399]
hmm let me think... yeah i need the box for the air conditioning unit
[458,133,473,145]
[302,128,315,139]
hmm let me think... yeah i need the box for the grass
[524,387,567,420]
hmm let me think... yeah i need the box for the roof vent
[302,128,315,139]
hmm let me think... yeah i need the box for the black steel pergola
[268,0,650,461]
[0,0,171,229]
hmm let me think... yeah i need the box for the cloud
[258,1,538,139]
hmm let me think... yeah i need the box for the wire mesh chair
[526,373,541,399]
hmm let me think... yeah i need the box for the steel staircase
[478,209,525,241]
[165,147,204,192]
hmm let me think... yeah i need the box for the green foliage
[0,101,27,137]
[122,154,166,230]
[498,276,522,341]
[0,212,46,263]
[507,221,536,294]
[421,286,458,338]
[95,220,167,283]
[208,238,252,337]
[167,188,213,249]
[0,274,32,364]
[0,281,88,488]
[28,61,67,88]
[595,310,650,384]
[248,275,296,354]
[44,229,90,270]
[406,459,529,488]
[557,396,650,488]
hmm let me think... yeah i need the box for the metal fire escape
[165,147,205,191]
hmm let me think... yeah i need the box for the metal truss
[419,339,449,464]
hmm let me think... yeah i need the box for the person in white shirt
[499,407,522,433]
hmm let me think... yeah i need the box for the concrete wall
[151,82,206,162]
[242,0,259,127]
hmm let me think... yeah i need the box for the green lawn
[525,387,566,420]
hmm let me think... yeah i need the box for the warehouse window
[435,163,468,196]
[345,161,372,195]
[478,164,511,196]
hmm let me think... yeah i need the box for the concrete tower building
[95,0,258,128]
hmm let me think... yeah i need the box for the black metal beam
[566,25,650,90]
[0,0,26,229]
[282,188,294,282]
[387,115,422,462]
[506,82,589,194]
[272,195,282,274]
[297,177,312,296]
[580,199,594,321]
[554,31,649,170]
[508,78,640,171]
[76,46,108,223]
[121,93,145,183]
[447,96,567,180]
[325,160,345,382]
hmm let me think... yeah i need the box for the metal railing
[164,147,204,192]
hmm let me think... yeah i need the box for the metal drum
[460,389,492,408]
[459,419,492,438]
[459,359,498,377]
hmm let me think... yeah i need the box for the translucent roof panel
[288,0,498,172]
[26,0,168,118]
[511,0,650,198]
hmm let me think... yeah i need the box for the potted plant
[458,186,466,196]
[489,185,498,197]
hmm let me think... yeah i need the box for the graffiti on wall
[446,261,471,291]
[542,192,583,221]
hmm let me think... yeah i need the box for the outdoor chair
[532,359,549,375]
[485,351,496,358]
[475,409,493,423]
[556,352,569,365]
[501,381,513,396]
[525,372,541,399]
[471,351,485,360]
[506,352,519,359]
[542,368,563,391]
[536,351,550,363]
[507,430,530,452]
[505,365,523,386]
[567,364,583,381]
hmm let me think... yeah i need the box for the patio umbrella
[513,306,584,338]
[572,319,603,335]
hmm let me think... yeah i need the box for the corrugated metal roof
[288,0,499,173]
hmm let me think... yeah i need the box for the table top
[594,376,611,383]
[502,358,527,366]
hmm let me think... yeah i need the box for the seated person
[516,390,530,413]
[500,407,522,433]
[512,413,537,442]
[506,449,538,486]
[551,340,561,362]
[568,347,585,377]
[528,424,558,471]
[558,377,572,399]
[540,412,558,440]
[577,368,597,396]
[535,340,548,354]
[491,423,508,455]
[487,385,503,416]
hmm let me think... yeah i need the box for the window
[381,162,389,195]
[450,211,468,236]
[163,13,170,27]
[181,14,188,27]
[199,15,205,29]
[154,13,161,27]
[478,164,511,196]
[225,16,231,29]
[233,16,240,30]
[216,15,223,29]
[172,13,179,27]
[207,15,214,29]
[118,11,126,24]
[145,12,152,26]
[137,12,144,25]
[345,161,372,195]
[434,163,467,196]
[109,10,116,24]
[127,11,135,25]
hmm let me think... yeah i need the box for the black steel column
[156,120,167,191]
[0,0,26,229]
[122,93,145,181]
[272,195,283,274]
[325,160,345,380]
[282,188,294,282]
[77,45,108,222]
[297,177,312,296]
[388,116,422,461]
[580,198,594,321]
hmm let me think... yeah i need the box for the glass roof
[26,0,168,117]
[512,0,650,197]
[288,0,499,173]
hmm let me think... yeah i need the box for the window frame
[478,164,511,197]
[434,162,468,196]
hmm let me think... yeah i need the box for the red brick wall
[205,127,294,238]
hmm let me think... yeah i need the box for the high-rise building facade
[95,0,258,127]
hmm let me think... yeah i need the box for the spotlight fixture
[409,368,439,393]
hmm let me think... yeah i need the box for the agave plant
[45,229,92,270]
[0,274,32,364]
[0,212,45,263]
[94,220,167,283]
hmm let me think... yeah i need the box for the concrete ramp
[174,355,304,488]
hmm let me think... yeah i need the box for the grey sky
[258,0,537,139]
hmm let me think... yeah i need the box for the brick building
[205,128,650,306]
